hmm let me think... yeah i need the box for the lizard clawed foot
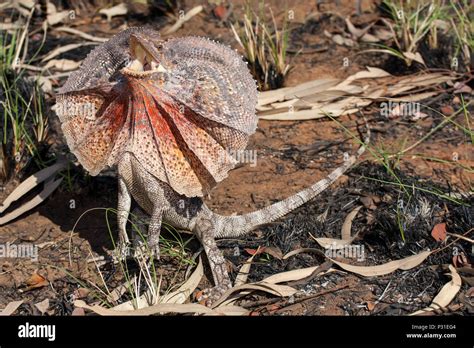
[113,242,131,261]
[195,284,230,307]
[148,240,160,260]
[132,239,160,260]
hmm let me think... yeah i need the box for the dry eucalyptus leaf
[314,238,351,250]
[263,264,335,284]
[330,250,432,277]
[0,161,65,214]
[76,299,247,316]
[343,67,391,83]
[34,299,50,314]
[0,177,63,225]
[213,282,297,308]
[159,257,204,304]
[0,300,24,316]
[341,205,363,241]
[410,265,461,315]
[263,246,283,260]
[403,51,426,66]
[43,59,80,71]
[259,108,327,121]
[257,68,458,126]
[234,252,257,287]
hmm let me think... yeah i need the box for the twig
[163,6,203,35]
[447,232,474,244]
[433,228,474,255]
[53,27,108,43]
[274,284,350,313]
[241,297,281,309]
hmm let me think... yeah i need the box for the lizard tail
[214,118,370,238]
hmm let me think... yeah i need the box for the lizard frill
[55,29,258,197]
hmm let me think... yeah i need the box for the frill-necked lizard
[55,27,368,304]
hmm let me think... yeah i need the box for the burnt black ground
[218,162,473,315]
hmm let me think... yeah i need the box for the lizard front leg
[195,217,232,306]
[117,176,132,259]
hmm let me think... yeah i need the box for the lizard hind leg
[128,207,150,255]
[129,206,163,260]
[145,206,164,259]
[194,217,232,306]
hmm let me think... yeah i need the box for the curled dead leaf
[341,205,363,241]
[366,301,376,311]
[452,252,469,268]
[212,282,297,308]
[20,272,48,292]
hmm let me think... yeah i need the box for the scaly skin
[55,27,369,305]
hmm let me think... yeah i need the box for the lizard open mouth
[122,34,167,77]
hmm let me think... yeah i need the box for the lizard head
[122,32,167,77]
